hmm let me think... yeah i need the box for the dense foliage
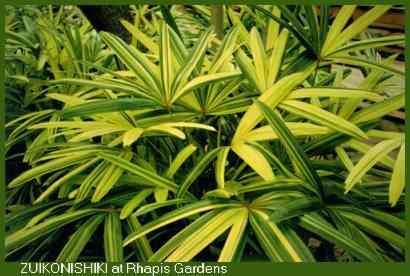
[5,5,405,262]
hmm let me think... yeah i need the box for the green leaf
[145,125,186,139]
[120,19,159,54]
[165,144,197,178]
[255,100,323,199]
[6,201,64,233]
[154,188,168,203]
[159,23,173,103]
[98,152,178,192]
[346,139,395,168]
[172,71,241,103]
[304,5,320,53]
[327,56,404,77]
[149,211,220,261]
[269,197,322,223]
[231,143,274,181]
[389,143,405,207]
[265,6,281,50]
[208,27,240,74]
[232,66,314,144]
[6,209,97,255]
[215,146,230,189]
[249,27,267,92]
[326,209,385,262]
[318,5,329,49]
[61,98,156,118]
[76,160,107,203]
[157,122,216,132]
[351,94,405,124]
[289,87,383,101]
[133,199,189,217]
[218,208,248,261]
[92,152,131,202]
[267,29,289,86]
[255,6,316,56]
[234,49,260,93]
[236,178,303,195]
[126,216,153,261]
[249,211,282,261]
[6,30,37,49]
[277,222,316,262]
[34,157,100,203]
[298,213,378,261]
[250,210,307,262]
[322,5,356,55]
[335,146,354,172]
[101,32,161,93]
[69,128,126,143]
[328,5,391,53]
[326,35,404,57]
[123,128,144,147]
[338,211,405,249]
[50,78,156,100]
[279,100,368,140]
[171,29,213,96]
[345,138,402,192]
[166,208,244,261]
[104,213,124,262]
[248,142,293,177]
[57,214,105,261]
[25,202,69,228]
[245,123,330,142]
[366,208,406,234]
[122,199,241,247]
[8,153,95,188]
[120,190,153,220]
[177,148,221,198]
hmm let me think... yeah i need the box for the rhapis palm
[5,5,405,262]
